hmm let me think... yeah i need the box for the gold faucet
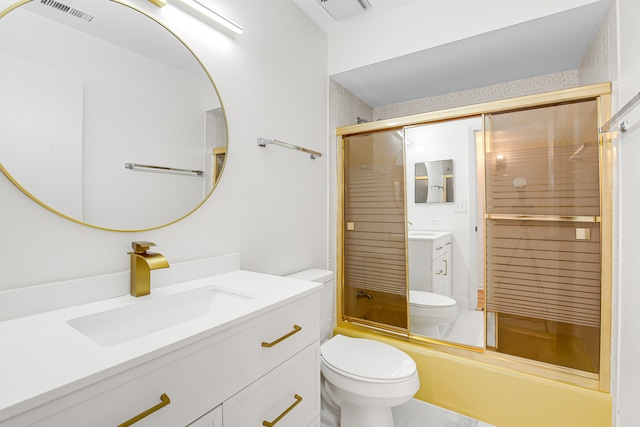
[127,241,170,297]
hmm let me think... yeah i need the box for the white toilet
[409,290,458,338]
[320,334,420,427]
[286,269,420,427]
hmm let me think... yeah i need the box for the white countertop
[0,270,321,422]
[407,230,451,240]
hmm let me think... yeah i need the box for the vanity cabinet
[408,231,452,296]
[223,343,319,426]
[6,294,320,427]
[186,406,222,427]
[432,250,452,297]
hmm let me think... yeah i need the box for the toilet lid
[320,335,416,382]
[409,290,456,308]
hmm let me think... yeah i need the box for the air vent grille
[317,0,371,21]
[40,0,95,23]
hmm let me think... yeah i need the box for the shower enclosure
[337,83,612,389]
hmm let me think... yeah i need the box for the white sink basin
[67,287,254,347]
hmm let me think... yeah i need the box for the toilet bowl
[320,334,420,427]
[409,290,458,338]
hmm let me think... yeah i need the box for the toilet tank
[285,269,334,341]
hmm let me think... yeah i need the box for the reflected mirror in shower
[405,116,484,348]
[415,159,454,203]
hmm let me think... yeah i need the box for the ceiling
[293,0,612,107]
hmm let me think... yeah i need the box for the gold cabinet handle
[261,325,302,348]
[262,394,302,427]
[443,259,448,276]
[117,394,170,427]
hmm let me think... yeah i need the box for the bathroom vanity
[0,265,321,426]
[407,231,452,296]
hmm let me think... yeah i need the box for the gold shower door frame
[336,83,612,391]
[339,130,410,334]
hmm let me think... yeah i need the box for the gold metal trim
[261,325,302,348]
[342,315,408,336]
[484,349,600,381]
[262,394,302,427]
[597,92,613,392]
[118,393,170,427]
[336,82,611,136]
[146,0,166,7]
[485,214,601,223]
[0,0,230,233]
[335,83,613,391]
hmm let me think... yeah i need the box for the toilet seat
[409,290,456,309]
[320,335,416,383]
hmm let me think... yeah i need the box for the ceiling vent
[317,0,372,21]
[40,0,95,23]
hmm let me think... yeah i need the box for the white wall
[0,8,216,230]
[328,0,602,75]
[0,52,84,219]
[0,0,328,291]
[616,0,640,425]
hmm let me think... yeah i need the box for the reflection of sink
[68,287,253,347]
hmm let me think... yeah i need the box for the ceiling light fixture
[172,0,244,35]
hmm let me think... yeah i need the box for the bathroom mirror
[0,0,227,231]
[415,159,454,203]
[405,117,484,348]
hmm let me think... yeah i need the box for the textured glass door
[342,129,408,332]
[484,100,602,374]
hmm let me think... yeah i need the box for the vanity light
[173,0,244,35]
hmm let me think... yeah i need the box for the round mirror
[0,0,227,231]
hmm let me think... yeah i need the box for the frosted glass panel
[343,130,407,331]
[485,100,601,373]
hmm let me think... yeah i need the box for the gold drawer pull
[261,325,302,348]
[118,393,170,427]
[262,394,303,427]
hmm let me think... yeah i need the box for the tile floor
[392,399,495,427]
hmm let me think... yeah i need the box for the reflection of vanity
[0,261,321,426]
[408,231,452,297]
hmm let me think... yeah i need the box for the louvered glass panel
[343,130,408,331]
[485,100,601,373]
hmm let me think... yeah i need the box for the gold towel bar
[117,393,170,427]
[262,394,303,427]
[261,325,302,348]
[486,214,600,223]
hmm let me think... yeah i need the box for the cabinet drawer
[432,234,452,258]
[22,296,318,427]
[307,415,321,426]
[187,405,222,427]
[223,343,320,427]
[30,345,219,427]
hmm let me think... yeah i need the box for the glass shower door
[484,100,602,374]
[342,129,408,332]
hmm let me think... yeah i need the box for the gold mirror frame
[0,0,228,232]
